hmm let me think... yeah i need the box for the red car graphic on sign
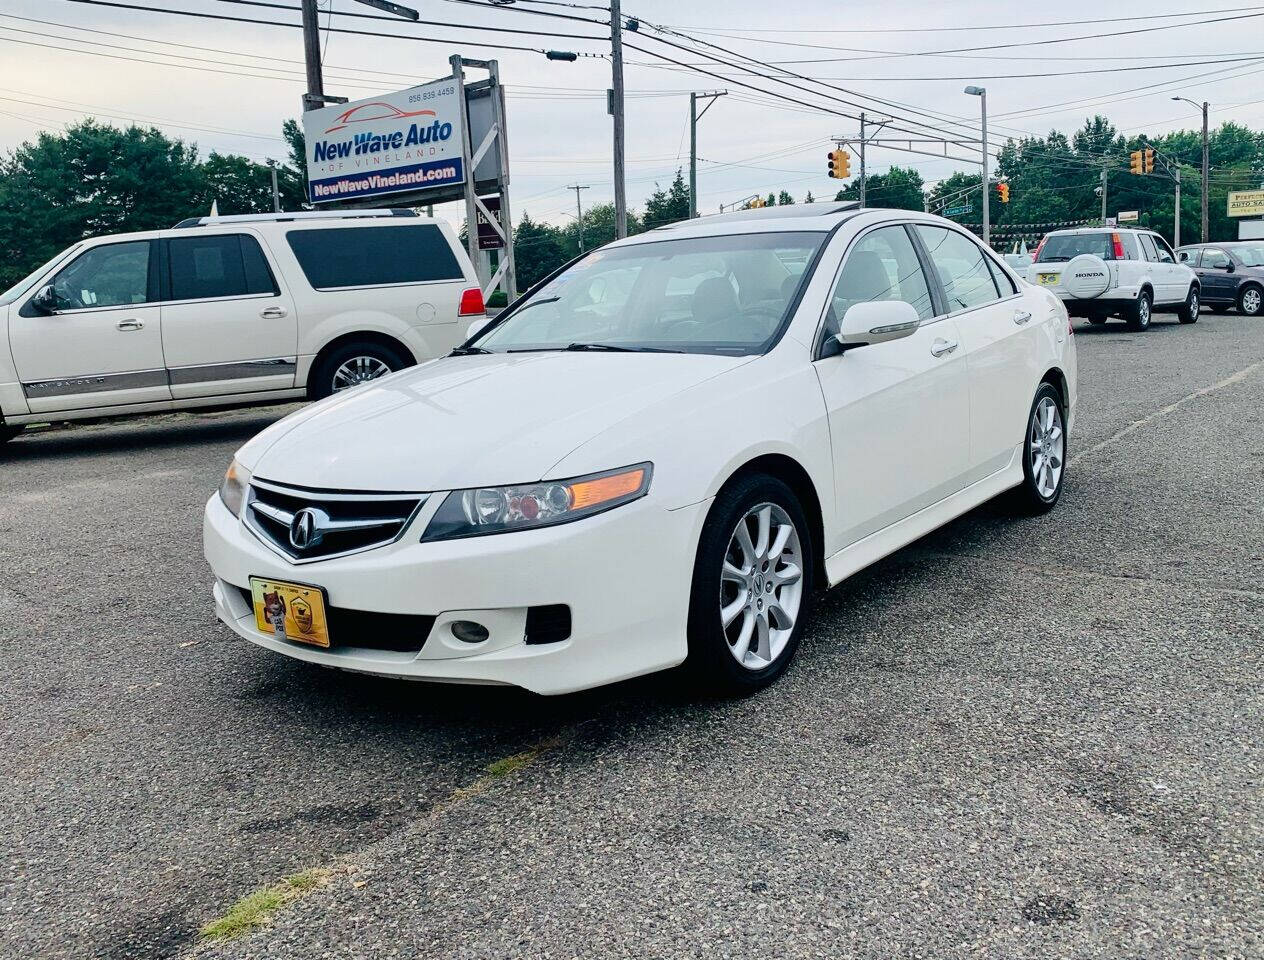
[324,102,437,134]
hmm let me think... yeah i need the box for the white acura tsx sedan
[204,203,1076,696]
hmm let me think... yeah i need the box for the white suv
[1025,227,1199,330]
[0,209,483,443]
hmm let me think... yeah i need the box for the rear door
[159,231,298,399]
[8,239,171,413]
[914,224,1039,479]
[813,223,972,547]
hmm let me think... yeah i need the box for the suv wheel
[1177,287,1200,324]
[0,423,21,444]
[686,474,813,695]
[1125,290,1152,331]
[309,340,410,400]
[1239,285,1263,317]
[1014,383,1066,514]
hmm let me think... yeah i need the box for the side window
[826,225,935,338]
[169,234,278,301]
[1177,249,1197,264]
[1152,235,1176,264]
[1202,248,1231,269]
[1138,233,1159,261]
[286,224,463,290]
[45,241,152,310]
[985,255,1018,296]
[914,225,1001,313]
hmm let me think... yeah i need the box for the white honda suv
[1025,227,1199,330]
[0,209,483,443]
[204,203,1077,696]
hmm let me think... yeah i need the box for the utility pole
[1101,168,1108,225]
[688,90,726,219]
[568,184,590,251]
[859,113,866,207]
[610,0,627,238]
[1174,167,1182,247]
[268,161,281,212]
[1200,100,1210,242]
[300,0,324,112]
[965,86,988,246]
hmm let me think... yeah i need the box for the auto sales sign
[303,79,465,204]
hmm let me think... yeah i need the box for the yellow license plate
[250,577,331,648]
[1037,273,1060,286]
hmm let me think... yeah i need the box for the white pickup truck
[1025,227,1199,331]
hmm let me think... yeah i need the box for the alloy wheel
[719,503,804,671]
[1138,296,1151,327]
[1029,396,1065,500]
[332,356,392,392]
[1243,288,1262,315]
[1189,291,1199,319]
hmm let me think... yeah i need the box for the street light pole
[610,0,628,238]
[1172,96,1211,242]
[965,86,988,247]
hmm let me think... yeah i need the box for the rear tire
[0,424,20,444]
[1014,383,1066,515]
[1086,314,1108,325]
[308,340,410,401]
[1125,290,1152,331]
[1177,287,1200,324]
[1239,285,1263,317]
[685,474,813,696]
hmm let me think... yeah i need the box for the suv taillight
[1031,236,1047,262]
[458,287,485,316]
[1112,232,1126,260]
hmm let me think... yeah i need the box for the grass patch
[199,868,331,941]
[484,750,538,779]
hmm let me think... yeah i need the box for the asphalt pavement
[2,310,1261,959]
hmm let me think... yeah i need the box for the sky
[1,0,1262,229]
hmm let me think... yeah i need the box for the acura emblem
[289,507,327,551]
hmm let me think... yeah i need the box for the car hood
[245,351,751,491]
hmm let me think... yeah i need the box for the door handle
[260,306,288,319]
[116,319,144,331]
[1013,310,1033,326]
[930,338,958,357]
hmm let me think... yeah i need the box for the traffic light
[1144,148,1155,174]
[1129,149,1144,175]
[828,148,851,179]
[748,197,766,208]
[997,182,1010,204]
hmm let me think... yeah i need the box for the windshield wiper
[563,342,683,353]
[448,345,491,356]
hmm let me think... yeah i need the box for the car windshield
[0,244,82,305]
[472,231,826,356]
[1036,233,1119,262]
[1234,245,1264,266]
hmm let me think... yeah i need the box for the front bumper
[204,490,709,695]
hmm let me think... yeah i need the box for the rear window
[169,234,278,300]
[1036,233,1122,262]
[286,224,463,290]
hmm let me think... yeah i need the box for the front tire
[686,475,813,695]
[1125,290,1152,331]
[308,340,410,401]
[1015,384,1066,514]
[1239,285,1263,317]
[1177,287,1200,324]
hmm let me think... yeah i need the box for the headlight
[422,463,652,541]
[218,458,252,517]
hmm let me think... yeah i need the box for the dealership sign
[303,79,466,204]
[1227,189,1264,218]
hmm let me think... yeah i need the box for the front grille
[235,586,434,653]
[245,478,426,562]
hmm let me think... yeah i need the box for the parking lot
[2,312,1261,959]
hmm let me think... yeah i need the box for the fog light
[450,620,490,644]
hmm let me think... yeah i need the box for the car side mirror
[31,284,58,315]
[466,316,492,340]
[1225,262,1235,273]
[836,300,921,352]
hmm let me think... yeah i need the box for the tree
[777,190,795,206]
[199,153,276,216]
[0,120,205,289]
[834,165,925,211]
[644,168,690,228]
[276,118,310,211]
[803,191,815,204]
[559,202,642,259]
[766,192,777,207]
[513,213,565,289]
